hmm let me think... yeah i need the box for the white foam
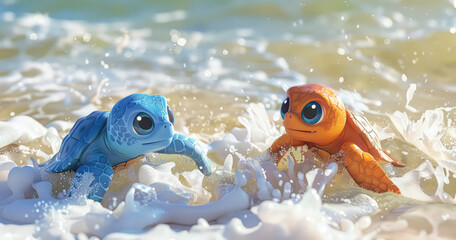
[0,141,372,239]
[388,108,456,173]
[0,116,47,149]
[393,161,456,203]
[136,163,211,204]
[209,103,282,164]
[42,127,61,154]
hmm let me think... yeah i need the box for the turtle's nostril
[164,125,167,128]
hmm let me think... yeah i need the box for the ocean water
[0,0,456,239]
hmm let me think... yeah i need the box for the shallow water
[0,0,456,239]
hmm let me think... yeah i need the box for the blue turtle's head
[107,94,175,157]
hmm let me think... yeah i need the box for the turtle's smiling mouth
[286,128,317,133]
[142,139,170,145]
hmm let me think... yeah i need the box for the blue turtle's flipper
[157,133,212,176]
[69,153,113,202]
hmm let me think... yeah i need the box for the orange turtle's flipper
[341,142,401,194]
[270,134,293,162]
[269,133,306,165]
[270,134,293,154]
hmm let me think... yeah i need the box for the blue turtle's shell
[41,111,110,172]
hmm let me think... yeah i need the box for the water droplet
[177,38,187,46]
[204,70,212,77]
[337,48,346,55]
[82,33,91,42]
[402,74,408,82]
[29,33,38,40]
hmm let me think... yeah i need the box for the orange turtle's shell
[346,110,401,166]
[350,111,382,150]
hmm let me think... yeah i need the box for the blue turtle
[40,94,212,201]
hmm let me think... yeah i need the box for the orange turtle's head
[280,83,346,146]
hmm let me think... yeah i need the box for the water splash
[0,141,374,239]
[388,108,456,173]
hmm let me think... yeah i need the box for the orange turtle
[269,83,405,194]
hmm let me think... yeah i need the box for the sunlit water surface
[0,0,456,239]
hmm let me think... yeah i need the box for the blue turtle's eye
[133,112,154,135]
[167,106,174,125]
[301,101,323,124]
[280,97,290,119]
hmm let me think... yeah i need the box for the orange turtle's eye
[301,101,323,124]
[281,97,290,119]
